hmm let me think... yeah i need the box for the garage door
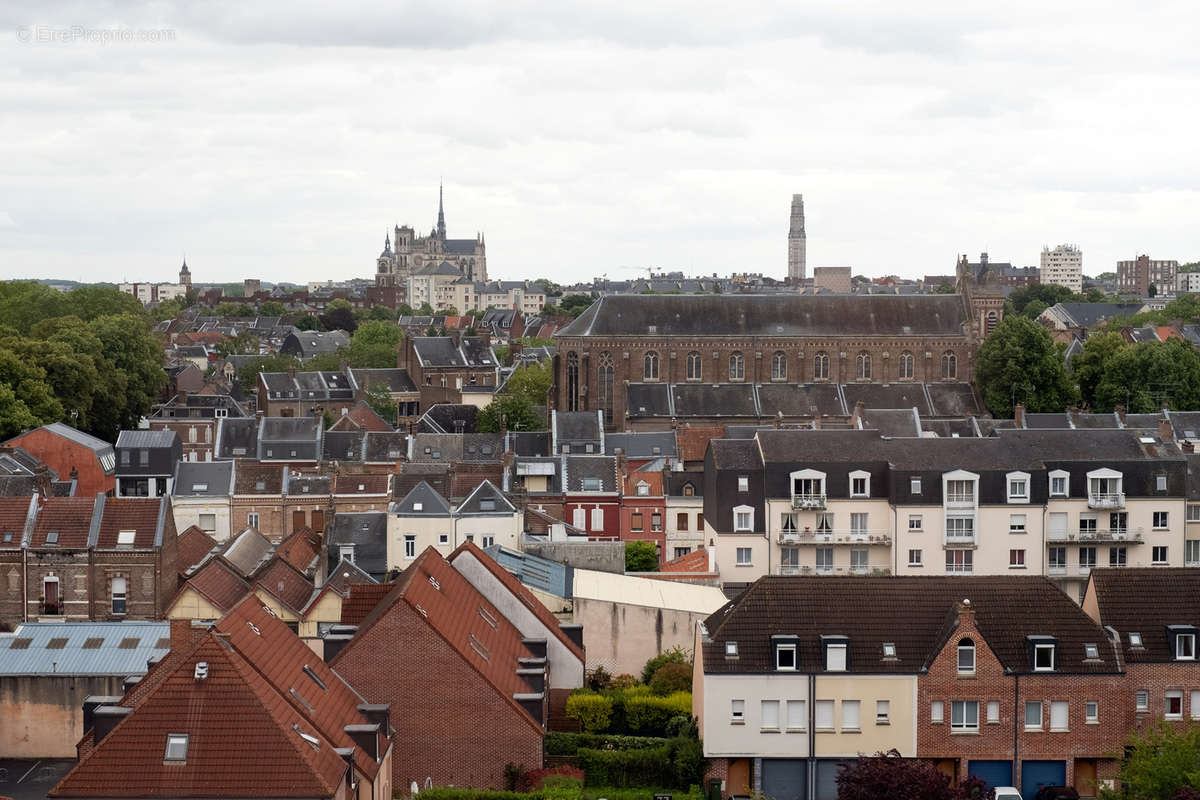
[968,760,1013,791]
[814,759,852,800]
[761,758,807,800]
[1022,760,1066,799]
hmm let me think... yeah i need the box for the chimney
[1183,441,1195,454]
[1013,403,1026,428]
[82,695,123,733]
[1115,404,1127,424]
[614,448,627,483]
[956,598,975,630]
[92,705,132,744]
[170,618,195,651]
[33,465,52,498]
[509,339,523,367]
[343,723,380,761]
[1160,417,1175,443]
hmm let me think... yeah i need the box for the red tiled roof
[253,558,316,615]
[178,558,252,613]
[50,634,349,798]
[677,425,726,462]
[176,526,219,572]
[329,402,393,434]
[275,527,320,574]
[660,548,713,574]
[95,497,162,549]
[31,496,98,548]
[235,462,283,494]
[449,541,585,662]
[333,473,390,496]
[335,548,542,733]
[340,583,393,625]
[0,496,33,543]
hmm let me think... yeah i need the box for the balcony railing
[1088,492,1126,509]
[778,530,892,545]
[1048,527,1144,543]
[943,533,977,548]
[1048,565,1067,576]
[776,565,891,576]
[791,494,827,510]
[945,492,976,508]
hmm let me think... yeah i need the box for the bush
[407,790,534,800]
[642,647,691,684]
[582,788,703,800]
[650,662,693,695]
[544,732,670,756]
[585,666,612,691]
[565,693,613,732]
[609,673,638,690]
[576,745,675,787]
[624,692,693,735]
[625,541,658,572]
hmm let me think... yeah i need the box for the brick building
[4,423,116,497]
[1118,254,1179,296]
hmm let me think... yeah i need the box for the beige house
[171,460,235,541]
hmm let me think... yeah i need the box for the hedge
[545,732,670,756]
[402,785,582,800]
[564,693,613,732]
[576,737,706,790]
[566,688,693,736]
[623,692,693,734]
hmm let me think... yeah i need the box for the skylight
[117,530,136,547]
[45,530,59,545]
[164,733,189,761]
[192,483,208,492]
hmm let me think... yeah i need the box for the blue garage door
[1022,760,1066,799]
[968,760,1013,791]
[761,758,807,800]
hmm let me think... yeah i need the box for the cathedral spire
[436,181,447,241]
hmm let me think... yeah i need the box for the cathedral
[375,185,488,291]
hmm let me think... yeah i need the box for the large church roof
[556,293,969,338]
[443,238,479,255]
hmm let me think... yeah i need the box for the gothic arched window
[598,352,614,424]
[686,351,702,381]
[729,352,745,381]
[814,351,830,381]
[771,351,787,381]
[566,351,580,411]
[942,351,958,380]
[898,351,914,381]
[644,351,660,381]
[856,352,871,380]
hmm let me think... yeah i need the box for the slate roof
[393,481,452,515]
[554,411,602,444]
[234,463,284,495]
[323,429,366,462]
[1049,302,1147,329]
[563,455,618,493]
[326,511,388,580]
[507,431,552,457]
[172,460,235,497]
[843,383,932,416]
[409,433,464,463]
[392,463,451,499]
[351,368,418,394]
[418,403,481,434]
[462,434,503,461]
[215,416,260,459]
[673,383,758,417]
[756,383,846,417]
[0,622,169,676]
[284,474,330,497]
[220,528,276,577]
[456,480,516,515]
[702,575,1120,675]
[412,337,466,367]
[1088,568,1200,663]
[363,431,409,463]
[323,558,378,595]
[557,294,970,337]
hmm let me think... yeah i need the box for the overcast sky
[2,1,1199,286]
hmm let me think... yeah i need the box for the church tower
[436,182,447,242]
[178,258,191,288]
[788,194,806,282]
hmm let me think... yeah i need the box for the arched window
[729,352,745,381]
[566,351,580,411]
[941,351,957,380]
[986,310,999,334]
[682,482,695,496]
[686,351,702,381]
[814,351,830,381]
[771,351,787,381]
[898,351,914,381]
[856,352,871,380]
[957,637,975,675]
[644,351,660,381]
[597,352,614,425]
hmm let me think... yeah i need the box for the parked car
[993,788,1023,800]
[1033,788,1079,800]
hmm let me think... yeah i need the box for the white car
[993,788,1023,800]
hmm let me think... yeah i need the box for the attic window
[46,531,59,545]
[480,499,496,511]
[1129,632,1144,648]
[413,502,423,511]
[117,530,136,547]
[358,484,365,491]
[301,485,310,493]
[432,451,441,459]
[481,445,493,455]
[424,447,432,454]
[652,446,661,455]
[725,641,738,657]
[232,447,247,456]
[1084,643,1100,660]
[164,733,189,762]
[582,478,602,492]
[192,483,208,492]
[882,642,897,659]
[83,637,104,649]
[47,637,68,649]
[255,481,266,491]
[2,531,11,543]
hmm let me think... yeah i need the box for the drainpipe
[809,672,817,800]
[1012,669,1020,790]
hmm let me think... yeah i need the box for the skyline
[3,1,1200,285]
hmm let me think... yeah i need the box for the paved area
[0,760,75,800]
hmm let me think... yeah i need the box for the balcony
[1088,492,1125,510]
[1048,527,1144,543]
[1048,565,1067,576]
[778,530,892,545]
[944,492,976,509]
[776,565,891,576]
[791,494,827,510]
[943,534,977,548]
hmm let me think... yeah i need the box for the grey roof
[443,238,479,255]
[324,430,366,462]
[363,431,409,463]
[283,330,349,357]
[216,417,259,457]
[1051,302,1147,328]
[460,337,495,366]
[843,383,932,415]
[419,403,480,434]
[1168,412,1200,440]
[172,460,235,497]
[326,511,388,580]
[554,411,602,444]
[926,383,984,416]
[116,429,179,449]
[507,431,552,457]
[220,528,276,577]
[323,557,378,593]
[285,474,330,497]
[461,434,503,461]
[606,432,677,459]
[1188,454,1200,501]
[0,621,170,676]
[393,480,452,515]
[412,337,466,367]
[34,423,117,472]
[556,294,969,338]
[409,433,464,463]
[564,455,617,493]
[756,383,846,417]
[457,479,516,515]
[673,383,758,417]
[259,417,321,441]
[351,368,417,394]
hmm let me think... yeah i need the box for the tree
[1008,283,1076,315]
[416,302,435,316]
[641,646,690,684]
[1149,283,1158,298]
[503,361,552,405]
[975,316,1077,416]
[320,299,358,333]
[368,305,396,321]
[1100,721,1200,800]
[294,314,322,331]
[216,331,261,359]
[259,301,286,316]
[625,541,659,573]
[648,662,692,695]
[150,297,186,321]
[559,294,594,316]
[236,354,299,389]
[1072,329,1127,409]
[1094,338,1200,413]
[476,393,544,433]
[1022,299,1049,320]
[362,382,397,425]
[215,301,253,318]
[934,282,957,294]
[89,314,167,436]
[837,750,994,800]
[0,383,39,438]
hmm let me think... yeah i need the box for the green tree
[559,294,594,316]
[0,346,63,424]
[259,301,286,316]
[1022,299,1049,320]
[0,383,39,438]
[1008,283,1076,315]
[343,320,403,368]
[503,361,552,405]
[0,281,70,333]
[320,299,358,333]
[975,316,1077,416]
[236,354,300,388]
[151,297,186,321]
[1100,721,1200,800]
[215,302,253,317]
[89,314,167,436]
[625,541,659,573]
[1094,338,1200,413]
[641,646,690,684]
[476,393,544,433]
[368,305,396,321]
[1072,330,1127,410]
[294,314,322,331]
[416,302,435,316]
[67,286,145,321]
[934,282,957,294]
[216,331,261,359]
[362,382,397,425]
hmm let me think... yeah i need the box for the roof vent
[194,661,209,680]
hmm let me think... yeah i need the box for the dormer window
[1129,632,1143,648]
[1084,643,1100,660]
[733,505,754,532]
[910,478,922,494]
[737,476,749,492]
[1170,626,1197,660]
[823,637,848,671]
[725,641,738,658]
[636,481,650,497]
[849,470,870,498]
[1049,470,1069,497]
[1007,471,1030,503]
[1030,637,1056,671]
[882,642,897,659]
[1157,474,1168,492]
[164,733,189,762]
[46,531,59,545]
[957,638,976,675]
[773,636,799,671]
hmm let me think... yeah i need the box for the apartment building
[1040,244,1083,293]
[1118,254,1178,296]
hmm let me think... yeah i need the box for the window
[945,478,973,502]
[816,547,833,573]
[1034,643,1056,671]
[164,733,189,762]
[1130,632,1143,648]
[1189,505,1200,523]
[735,547,752,565]
[850,472,869,497]
[908,549,922,566]
[842,700,861,731]
[1048,547,1066,570]
[737,476,749,492]
[1025,700,1042,730]
[908,515,923,530]
[882,642,897,658]
[631,512,644,532]
[1079,516,1097,535]
[643,351,660,380]
[572,508,586,529]
[139,449,149,466]
[816,512,833,533]
[1154,511,1170,530]
[1086,701,1099,723]
[987,701,1000,724]
[683,483,695,497]
[931,700,944,723]
[855,351,871,380]
[247,512,259,529]
[957,638,975,675]
[1177,633,1196,660]
[850,549,868,573]
[404,535,416,558]
[1153,546,1169,564]
[1157,474,1168,492]
[1193,691,1200,720]
[1007,472,1030,502]
[776,643,797,671]
[582,478,603,491]
[636,482,650,496]
[117,529,136,547]
[898,351,914,380]
[787,700,806,730]
[781,512,798,533]
[1050,472,1068,496]
[1079,546,1097,570]
[1084,643,1100,660]
[733,505,753,532]
[761,700,780,730]
[111,576,127,615]
[439,533,449,545]
[1136,690,1149,712]
[1050,701,1068,731]
[731,699,745,723]
[946,517,974,540]
[815,699,835,730]
[1010,549,1026,568]
[876,700,890,724]
[771,351,787,381]
[1167,690,1184,719]
[677,513,689,531]
[198,514,216,532]
[950,700,978,732]
[1009,514,1027,534]
[813,351,829,381]
[1110,546,1127,566]
[651,512,662,531]
[945,549,973,574]
[910,477,922,494]
[729,352,745,381]
[725,641,738,657]
[591,508,604,530]
[482,535,494,548]
[686,351,702,381]
[850,512,868,534]
[826,641,847,671]
[941,351,957,379]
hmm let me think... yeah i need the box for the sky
[2,1,1199,287]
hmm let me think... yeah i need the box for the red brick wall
[6,429,113,497]
[333,602,543,789]
[1125,662,1200,733]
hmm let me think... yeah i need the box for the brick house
[330,547,547,790]
[620,468,667,564]
[146,390,248,463]
[4,423,116,497]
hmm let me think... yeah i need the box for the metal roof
[116,429,179,449]
[0,621,170,676]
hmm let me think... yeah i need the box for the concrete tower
[788,194,806,282]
